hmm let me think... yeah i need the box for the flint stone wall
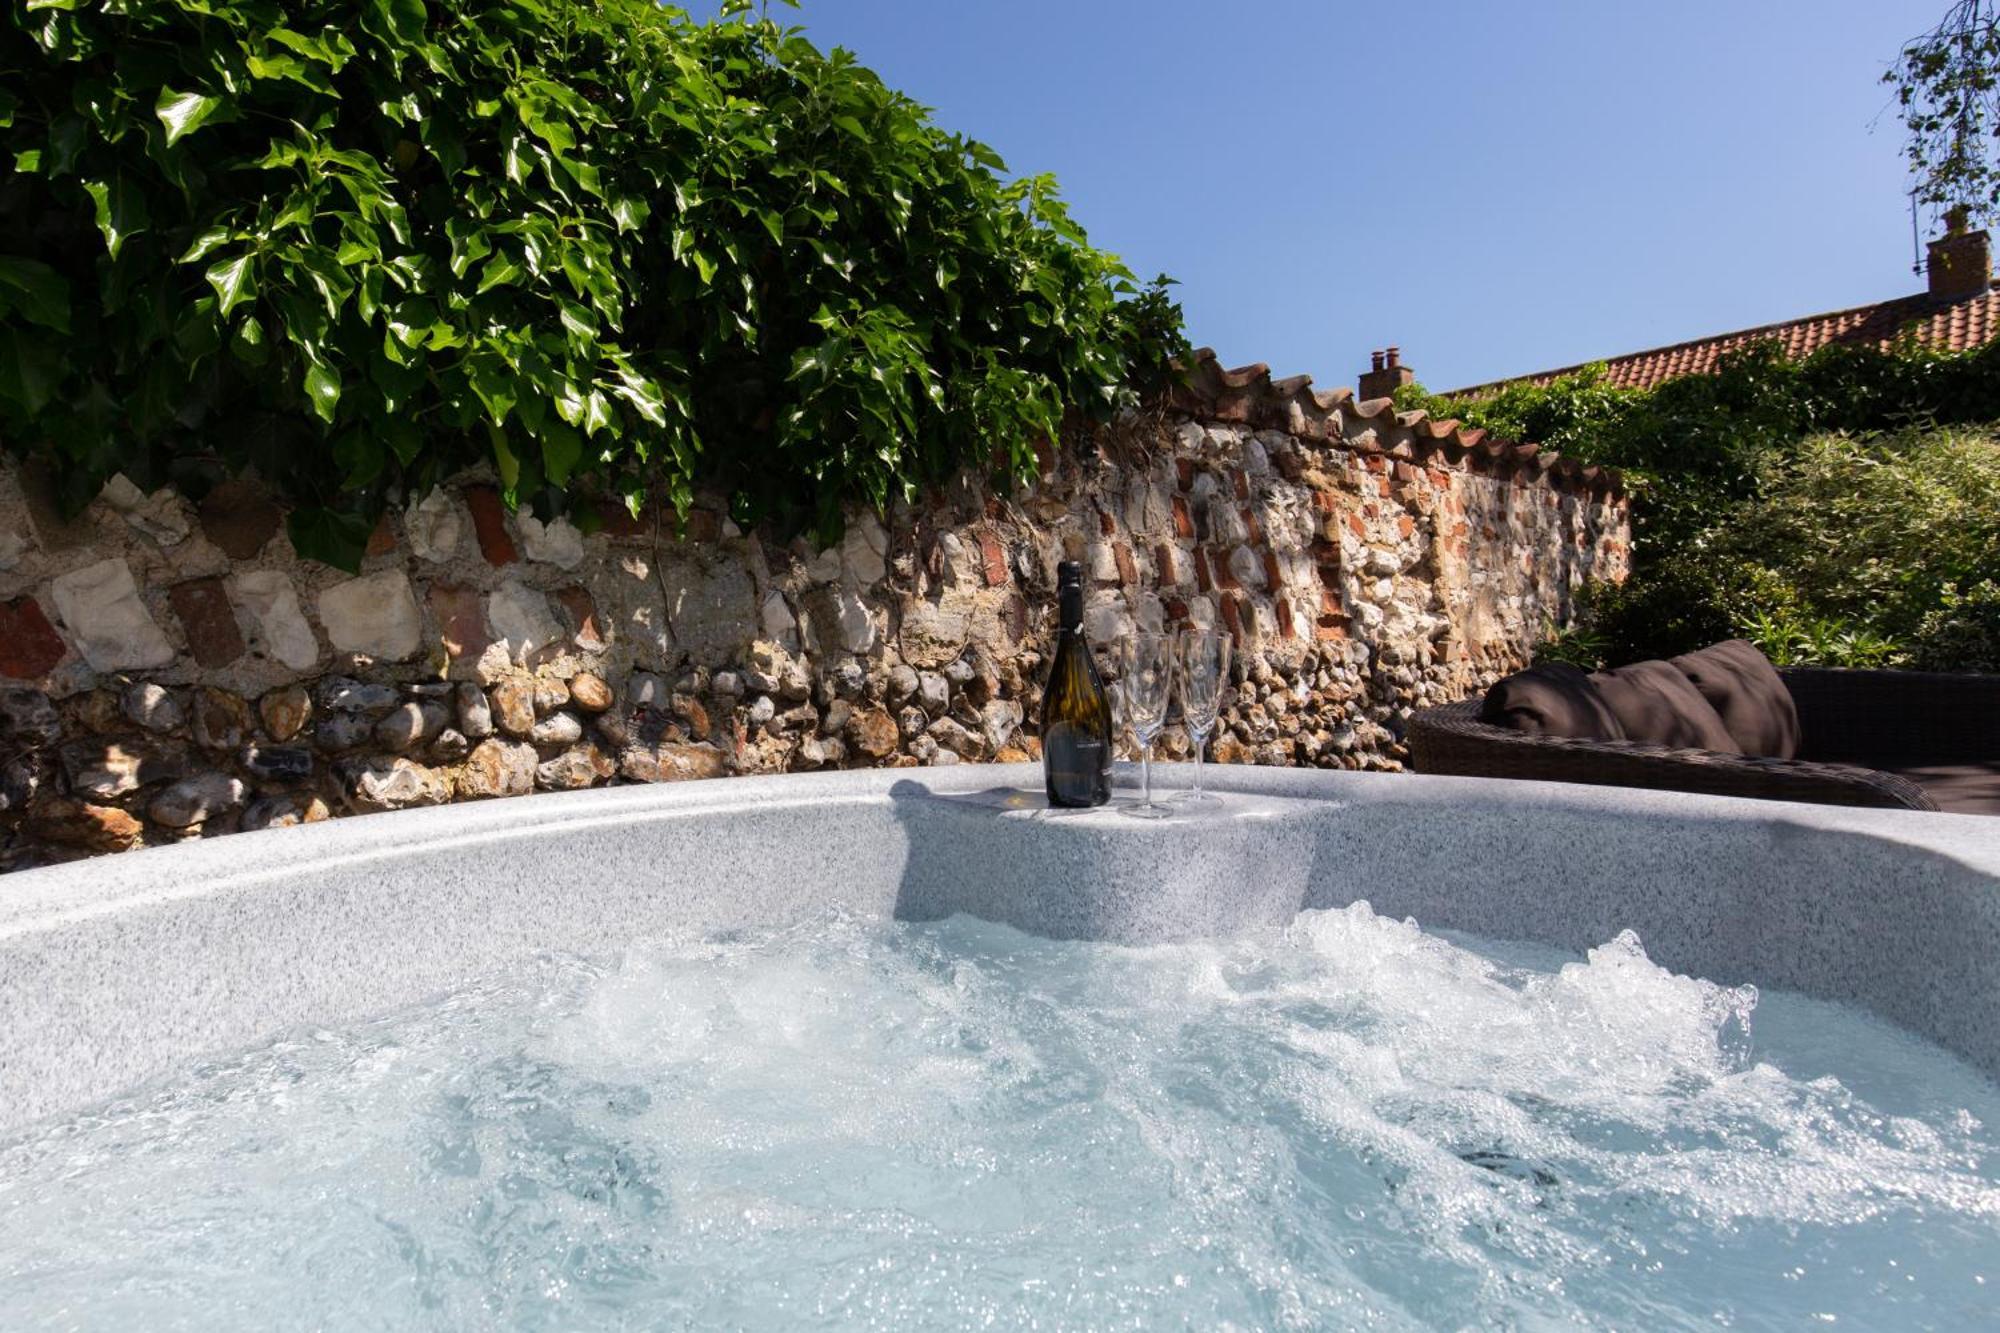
[0,361,1628,869]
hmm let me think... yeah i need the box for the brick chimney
[1358,346,1414,401]
[1927,224,1991,304]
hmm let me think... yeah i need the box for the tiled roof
[1171,348,1624,495]
[1447,282,2000,397]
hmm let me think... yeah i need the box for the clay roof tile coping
[1219,361,1270,389]
[1170,347,1622,494]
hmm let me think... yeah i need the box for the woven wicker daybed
[1409,650,2000,814]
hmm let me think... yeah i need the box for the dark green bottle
[1040,560,1114,807]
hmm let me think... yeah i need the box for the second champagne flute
[1173,628,1232,803]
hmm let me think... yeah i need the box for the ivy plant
[0,0,1186,567]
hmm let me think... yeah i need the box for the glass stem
[1192,730,1206,797]
[1141,743,1153,807]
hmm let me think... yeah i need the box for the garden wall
[0,353,1628,869]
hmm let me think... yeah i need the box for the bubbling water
[1,904,1995,1330]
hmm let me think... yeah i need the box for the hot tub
[2,766,1997,1327]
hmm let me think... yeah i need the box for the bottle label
[1044,723,1110,807]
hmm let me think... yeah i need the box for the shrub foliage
[1585,427,2000,670]
[1400,342,2000,670]
[0,0,1185,566]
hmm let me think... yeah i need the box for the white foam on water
[1,904,1995,1330]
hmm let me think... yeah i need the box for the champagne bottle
[1040,560,1114,808]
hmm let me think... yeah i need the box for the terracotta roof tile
[1449,282,2000,397]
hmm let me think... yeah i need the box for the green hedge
[1399,341,2000,670]
[1405,338,2000,550]
[0,0,1185,567]
[1582,427,2000,671]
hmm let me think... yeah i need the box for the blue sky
[721,0,1945,391]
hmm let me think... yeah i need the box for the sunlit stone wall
[0,352,1627,868]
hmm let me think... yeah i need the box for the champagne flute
[1119,632,1175,819]
[1173,628,1232,803]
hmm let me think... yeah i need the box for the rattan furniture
[1409,667,2000,813]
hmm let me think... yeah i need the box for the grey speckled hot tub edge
[3,765,1997,1131]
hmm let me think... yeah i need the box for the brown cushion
[1881,762,2000,815]
[1480,662,1626,740]
[1670,639,1800,760]
[1588,659,1742,753]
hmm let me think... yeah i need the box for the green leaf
[365,0,428,47]
[265,53,338,94]
[81,173,149,259]
[608,369,667,427]
[447,222,492,278]
[0,327,62,416]
[230,315,270,367]
[553,378,585,426]
[609,194,650,234]
[287,507,372,573]
[489,425,520,492]
[521,104,576,154]
[271,289,328,355]
[154,88,222,147]
[556,299,597,340]
[384,298,434,348]
[298,248,355,318]
[515,378,547,432]
[503,137,534,185]
[205,254,256,318]
[174,295,226,361]
[368,348,425,411]
[266,27,350,71]
[333,429,385,488]
[475,252,524,295]
[178,226,232,264]
[540,422,582,486]
[467,355,515,426]
[557,155,599,196]
[335,235,377,266]
[304,361,342,422]
[356,266,386,323]
[44,114,85,179]
[382,416,422,467]
[0,256,70,333]
[966,140,1007,172]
